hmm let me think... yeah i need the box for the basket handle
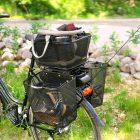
[38,29,84,36]
[31,32,88,59]
[31,36,50,59]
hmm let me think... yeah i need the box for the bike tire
[30,98,101,140]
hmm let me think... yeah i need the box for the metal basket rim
[30,71,76,91]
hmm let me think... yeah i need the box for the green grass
[0,67,140,139]
[0,118,31,140]
[99,71,140,140]
[0,64,27,100]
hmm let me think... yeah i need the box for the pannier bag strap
[31,35,50,59]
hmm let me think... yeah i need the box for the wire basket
[89,62,107,107]
[29,71,77,128]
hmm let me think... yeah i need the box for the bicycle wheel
[30,98,101,140]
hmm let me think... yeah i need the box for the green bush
[1,0,140,19]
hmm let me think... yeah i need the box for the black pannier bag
[88,62,107,107]
[29,71,77,128]
[33,33,91,69]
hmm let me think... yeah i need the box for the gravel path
[3,18,140,47]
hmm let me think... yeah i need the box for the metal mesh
[29,71,77,128]
[89,62,107,107]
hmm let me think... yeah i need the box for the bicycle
[0,15,107,140]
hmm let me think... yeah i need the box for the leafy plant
[127,29,140,44]
[11,27,20,39]
[101,44,109,62]
[109,32,122,52]
[10,27,20,53]
[12,41,19,53]
[102,44,108,55]
[0,26,12,38]
[122,48,132,57]
[91,25,99,45]
[31,22,46,34]
[0,26,20,53]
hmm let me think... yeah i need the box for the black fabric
[33,33,91,70]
